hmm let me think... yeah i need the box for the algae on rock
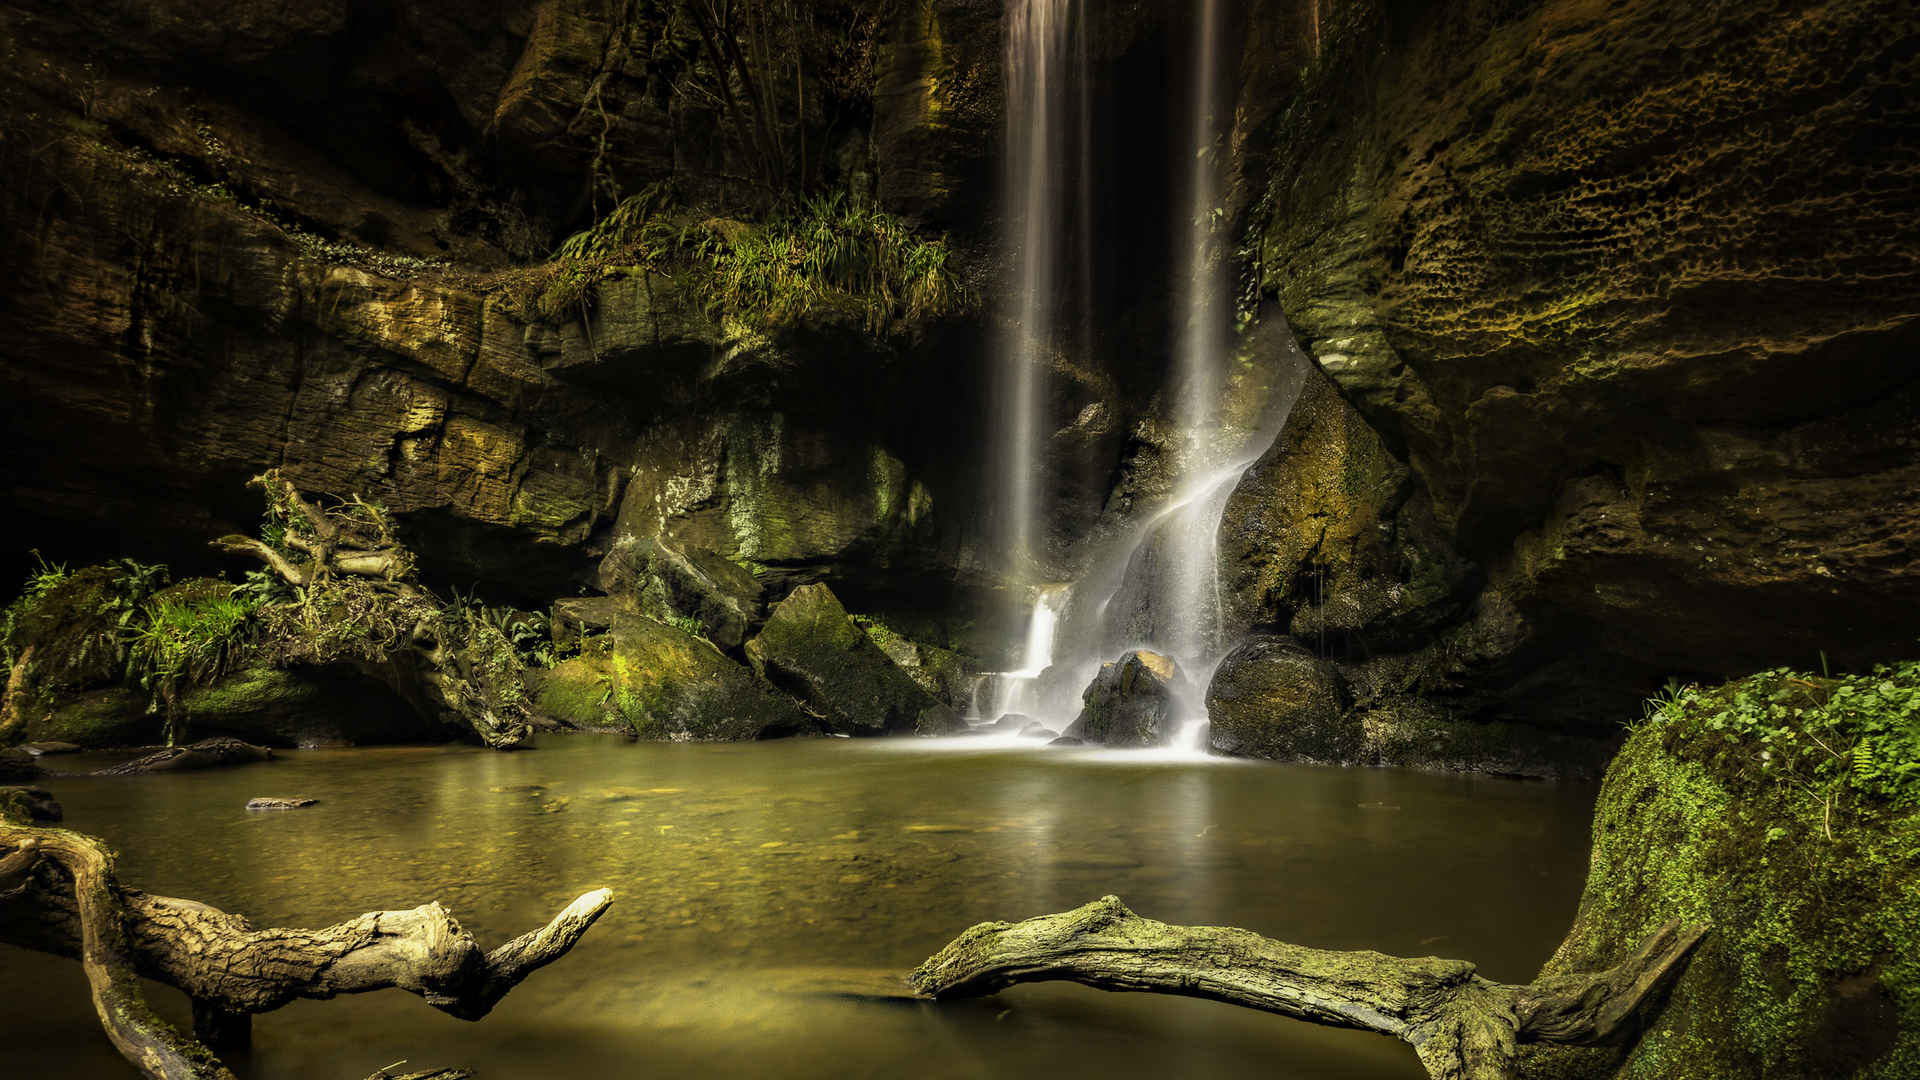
[1520,663,1920,1079]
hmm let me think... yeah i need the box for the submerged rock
[1066,651,1186,748]
[245,797,317,811]
[600,534,765,651]
[1205,638,1355,764]
[18,741,79,757]
[537,616,812,741]
[744,584,942,736]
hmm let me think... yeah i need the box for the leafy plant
[664,613,709,641]
[1642,659,1920,814]
[126,591,259,745]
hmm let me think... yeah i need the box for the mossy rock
[6,565,142,692]
[25,687,150,747]
[540,616,813,741]
[178,666,437,748]
[744,583,939,735]
[859,617,973,710]
[1519,667,1920,1079]
[599,534,764,650]
[1205,637,1355,763]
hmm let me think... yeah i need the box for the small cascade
[969,585,1069,732]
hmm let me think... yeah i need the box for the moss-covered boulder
[1521,663,1920,1079]
[599,534,765,651]
[1067,651,1186,748]
[539,615,812,741]
[25,688,150,747]
[744,584,940,736]
[857,616,973,710]
[1205,638,1355,763]
[3,563,165,701]
[179,666,437,748]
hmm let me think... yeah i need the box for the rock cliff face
[0,0,1001,611]
[2,0,1916,759]
[1211,0,1920,745]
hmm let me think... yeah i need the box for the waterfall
[992,0,1086,579]
[1160,0,1232,749]
[964,0,1305,755]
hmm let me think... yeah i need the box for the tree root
[0,812,613,1079]
[910,896,1706,1080]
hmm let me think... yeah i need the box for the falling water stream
[974,0,1273,753]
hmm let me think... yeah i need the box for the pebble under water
[0,736,1598,1078]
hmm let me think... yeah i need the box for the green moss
[1523,662,1920,1079]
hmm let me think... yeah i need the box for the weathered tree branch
[0,815,613,1079]
[910,896,1706,1080]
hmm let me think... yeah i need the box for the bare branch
[0,818,613,1077]
[911,896,1706,1080]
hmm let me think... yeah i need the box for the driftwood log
[213,471,531,749]
[0,806,613,1080]
[911,896,1706,1080]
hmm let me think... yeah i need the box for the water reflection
[0,737,1596,1078]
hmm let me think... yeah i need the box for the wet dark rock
[97,738,275,776]
[1205,638,1355,765]
[550,597,620,652]
[0,751,42,782]
[245,797,318,811]
[1019,723,1058,740]
[1048,736,1086,747]
[745,584,942,736]
[988,713,1032,732]
[0,786,62,822]
[1067,651,1187,749]
[914,704,968,736]
[600,535,765,651]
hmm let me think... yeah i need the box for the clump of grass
[494,187,966,334]
[706,192,963,333]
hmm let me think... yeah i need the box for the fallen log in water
[0,798,612,1079]
[911,895,1705,1080]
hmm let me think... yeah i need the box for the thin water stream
[0,737,1596,1078]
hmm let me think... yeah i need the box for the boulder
[861,619,974,710]
[179,666,439,748]
[0,786,61,822]
[744,584,942,736]
[599,535,765,650]
[26,689,150,748]
[1066,651,1186,748]
[914,704,968,736]
[1205,638,1356,764]
[0,751,44,782]
[536,616,813,741]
